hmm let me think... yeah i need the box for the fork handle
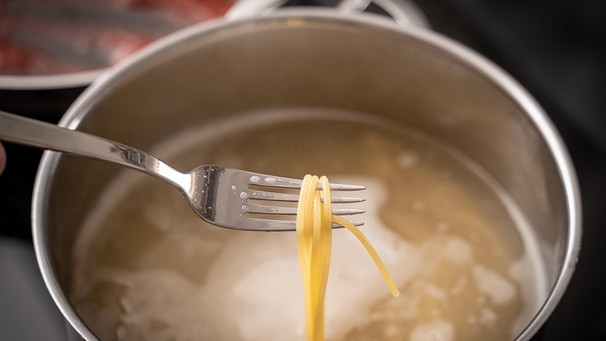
[0,110,191,190]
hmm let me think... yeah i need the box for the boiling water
[70,108,547,341]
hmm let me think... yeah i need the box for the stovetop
[1,0,604,340]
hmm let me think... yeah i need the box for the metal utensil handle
[0,110,188,189]
[226,0,429,29]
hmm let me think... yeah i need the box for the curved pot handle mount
[226,0,431,29]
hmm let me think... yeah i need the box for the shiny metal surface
[31,8,580,341]
[0,111,364,231]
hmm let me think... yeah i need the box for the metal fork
[0,111,365,231]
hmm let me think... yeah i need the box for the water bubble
[412,200,425,211]
[231,185,237,191]
[264,177,276,184]
[398,152,419,169]
[250,175,261,183]
[240,192,249,199]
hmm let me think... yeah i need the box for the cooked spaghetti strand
[332,215,401,297]
[296,175,400,341]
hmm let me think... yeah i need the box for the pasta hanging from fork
[296,174,400,341]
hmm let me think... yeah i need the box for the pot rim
[31,8,582,341]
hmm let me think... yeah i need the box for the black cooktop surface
[1,0,604,340]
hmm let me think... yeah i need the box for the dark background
[419,1,606,339]
[1,0,604,339]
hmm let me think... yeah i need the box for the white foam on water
[70,108,552,340]
[183,176,420,340]
[409,319,454,341]
[80,175,419,340]
[472,265,516,306]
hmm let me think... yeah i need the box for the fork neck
[112,144,192,192]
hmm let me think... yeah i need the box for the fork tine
[218,168,367,231]
[247,189,365,203]
[243,204,365,216]
[322,182,366,191]
[238,219,365,231]
[246,173,365,191]
[330,196,366,203]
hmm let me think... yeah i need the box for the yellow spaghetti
[296,175,400,341]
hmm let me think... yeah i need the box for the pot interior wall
[41,13,569,330]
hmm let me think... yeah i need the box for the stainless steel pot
[31,7,581,341]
